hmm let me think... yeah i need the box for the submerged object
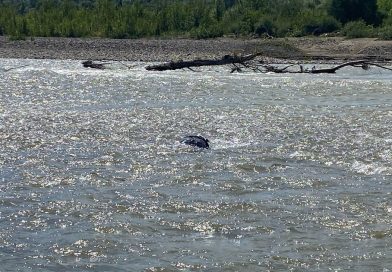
[181,135,210,149]
[82,60,105,69]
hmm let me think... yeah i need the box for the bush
[274,20,294,37]
[190,25,224,39]
[342,20,375,38]
[224,20,252,36]
[300,16,341,36]
[254,17,276,37]
[8,33,26,40]
[377,25,392,40]
[382,15,392,26]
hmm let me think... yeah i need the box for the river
[0,59,391,271]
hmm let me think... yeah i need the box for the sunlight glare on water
[0,59,391,271]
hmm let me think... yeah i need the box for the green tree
[328,0,380,25]
[224,0,237,8]
[379,0,392,27]
[216,0,225,20]
[0,0,389,39]
[378,0,392,14]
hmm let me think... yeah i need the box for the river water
[0,59,391,271]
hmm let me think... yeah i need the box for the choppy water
[0,59,391,271]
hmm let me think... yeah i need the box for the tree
[328,0,380,25]
[224,0,236,8]
[216,0,225,20]
[378,0,392,16]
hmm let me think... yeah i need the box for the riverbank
[1,36,392,62]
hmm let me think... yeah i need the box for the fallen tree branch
[145,53,262,71]
[143,53,391,74]
[258,60,392,74]
[366,62,392,72]
[309,60,368,73]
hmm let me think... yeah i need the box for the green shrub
[274,20,295,37]
[300,15,341,36]
[342,20,375,38]
[190,25,224,39]
[224,20,252,36]
[382,16,392,26]
[8,33,26,40]
[377,25,392,40]
[254,17,276,37]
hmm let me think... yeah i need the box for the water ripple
[0,59,391,271]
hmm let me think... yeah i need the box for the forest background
[1,0,392,40]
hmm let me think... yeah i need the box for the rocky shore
[1,36,392,62]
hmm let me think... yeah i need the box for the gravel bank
[1,36,391,62]
[0,36,272,61]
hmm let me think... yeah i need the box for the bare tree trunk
[145,53,262,71]
[309,60,368,73]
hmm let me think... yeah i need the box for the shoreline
[1,36,392,62]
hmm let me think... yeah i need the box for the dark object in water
[82,60,105,69]
[181,135,210,149]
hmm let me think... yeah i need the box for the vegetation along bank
[1,0,392,40]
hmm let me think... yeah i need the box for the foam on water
[351,161,391,175]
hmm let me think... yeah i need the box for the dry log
[366,62,392,71]
[257,60,392,74]
[145,53,261,71]
[309,60,369,73]
[144,53,391,74]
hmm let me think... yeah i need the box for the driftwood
[260,60,392,74]
[144,53,392,74]
[80,55,391,74]
[309,60,372,73]
[145,53,262,71]
[82,60,138,70]
[82,60,107,69]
